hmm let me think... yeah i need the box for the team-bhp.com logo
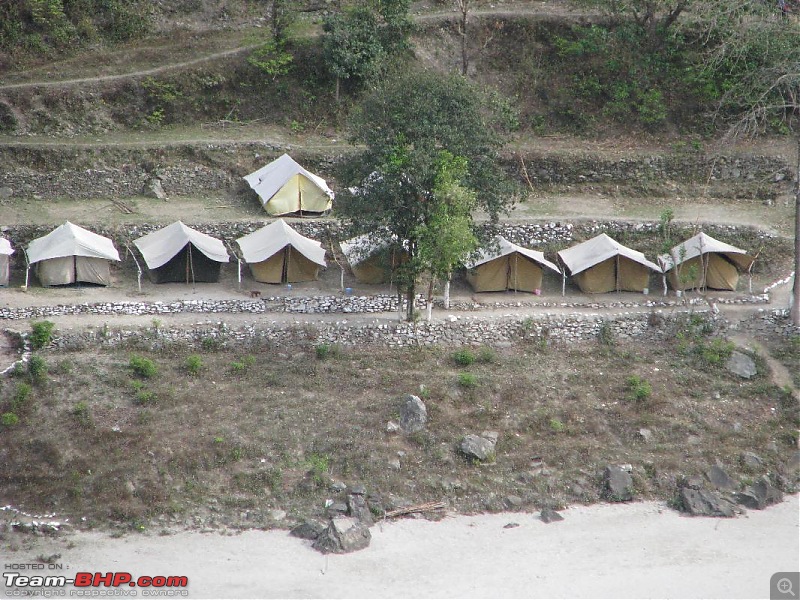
[3,572,189,597]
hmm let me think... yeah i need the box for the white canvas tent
[465,236,560,293]
[558,233,661,294]
[26,222,120,286]
[340,234,407,285]
[236,219,326,284]
[244,154,334,216]
[133,221,229,284]
[659,232,754,291]
[0,237,14,286]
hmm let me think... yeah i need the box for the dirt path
[729,333,799,400]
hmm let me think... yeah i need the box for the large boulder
[726,351,757,379]
[734,479,783,510]
[603,465,634,502]
[347,491,374,526]
[459,434,496,462]
[540,508,564,523]
[704,466,737,491]
[144,178,167,200]
[679,487,738,518]
[289,519,327,541]
[312,517,371,554]
[399,394,427,433]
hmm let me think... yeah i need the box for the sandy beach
[2,496,798,599]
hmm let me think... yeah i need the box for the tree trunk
[335,76,340,103]
[792,135,800,326]
[406,284,416,321]
[444,275,451,309]
[426,277,434,322]
[458,0,469,76]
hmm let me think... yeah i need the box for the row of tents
[0,221,755,294]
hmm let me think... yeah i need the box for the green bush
[72,402,92,428]
[1,412,19,427]
[549,418,566,433]
[477,346,497,364]
[184,355,204,375]
[696,338,735,368]
[129,355,157,379]
[315,343,342,360]
[625,375,652,402]
[458,372,478,388]
[28,355,48,384]
[12,382,32,412]
[135,390,157,405]
[452,348,476,366]
[30,321,55,350]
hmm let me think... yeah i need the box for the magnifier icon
[778,578,796,597]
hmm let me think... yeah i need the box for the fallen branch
[384,501,446,518]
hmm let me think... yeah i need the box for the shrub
[477,346,497,364]
[135,390,157,406]
[201,336,221,352]
[1,412,19,427]
[597,322,615,346]
[30,321,55,350]
[458,372,478,388]
[625,375,652,402]
[452,348,476,366]
[28,355,48,384]
[129,355,157,379]
[315,343,341,360]
[184,355,204,375]
[12,382,32,412]
[305,453,330,485]
[549,418,566,433]
[696,338,735,368]
[72,402,92,428]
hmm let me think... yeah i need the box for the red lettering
[74,573,93,587]
[93,572,115,587]
[113,573,132,587]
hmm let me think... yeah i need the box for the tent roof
[133,221,229,269]
[235,219,326,267]
[658,232,754,271]
[557,233,661,276]
[465,236,560,273]
[27,221,120,264]
[243,154,334,208]
[0,237,13,256]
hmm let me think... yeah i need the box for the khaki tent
[659,232,754,291]
[244,154,334,216]
[236,219,326,284]
[558,233,661,293]
[133,221,229,284]
[466,236,559,293]
[340,234,406,285]
[27,222,120,286]
[0,237,13,286]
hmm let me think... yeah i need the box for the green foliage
[305,453,330,485]
[201,336,222,352]
[27,355,48,385]
[457,372,478,388]
[30,320,55,350]
[184,355,204,376]
[1,412,20,427]
[597,322,615,346]
[452,348,476,366]
[129,355,157,379]
[696,338,735,368]
[72,402,92,428]
[0,0,149,55]
[12,382,33,412]
[625,375,653,402]
[135,390,157,405]
[315,343,342,360]
[548,418,566,433]
[247,41,294,81]
[141,78,183,128]
[477,346,498,364]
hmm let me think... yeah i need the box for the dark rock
[540,508,564,523]
[726,351,757,379]
[503,495,523,509]
[289,519,327,540]
[326,502,348,516]
[503,522,520,529]
[705,466,737,491]
[604,465,634,502]
[350,484,367,496]
[329,481,347,493]
[399,394,427,433]
[312,517,371,554]
[347,493,374,526]
[679,487,737,518]
[735,479,783,510]
[459,434,496,462]
[740,451,763,470]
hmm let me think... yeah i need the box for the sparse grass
[625,375,653,403]
[315,343,342,360]
[1,412,19,427]
[458,372,478,388]
[72,402,92,428]
[28,355,48,385]
[184,354,204,375]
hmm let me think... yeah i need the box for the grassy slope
[1,327,797,531]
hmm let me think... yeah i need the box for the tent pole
[616,255,619,294]
[561,270,566,297]
[22,248,30,290]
